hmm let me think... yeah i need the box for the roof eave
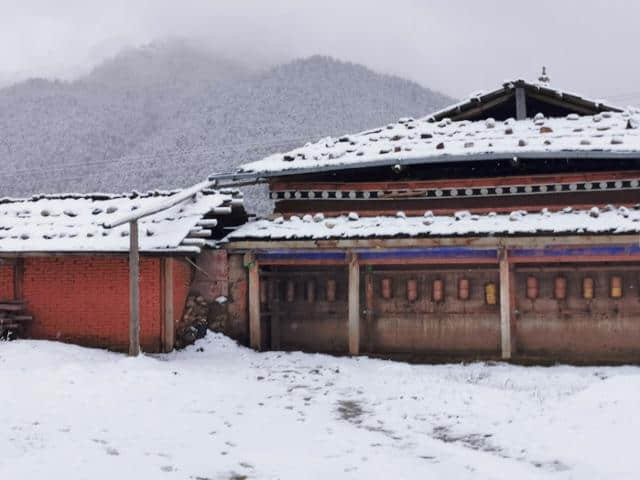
[241,150,640,179]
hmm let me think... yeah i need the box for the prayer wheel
[326,279,336,302]
[458,277,470,300]
[432,279,444,303]
[526,276,539,300]
[286,280,295,302]
[610,275,623,298]
[554,276,567,300]
[582,277,594,299]
[407,279,418,302]
[381,278,392,299]
[484,282,497,305]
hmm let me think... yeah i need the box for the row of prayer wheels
[526,275,623,300]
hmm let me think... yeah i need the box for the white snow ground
[2,334,639,479]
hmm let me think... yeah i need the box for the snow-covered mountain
[0,40,454,212]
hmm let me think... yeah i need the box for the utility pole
[129,220,140,356]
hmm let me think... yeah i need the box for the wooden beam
[509,254,640,264]
[515,87,527,120]
[129,220,140,357]
[348,252,360,355]
[499,247,512,360]
[105,178,216,228]
[162,258,175,353]
[246,253,261,351]
[450,92,515,121]
[226,234,640,251]
[270,169,640,192]
[525,90,596,115]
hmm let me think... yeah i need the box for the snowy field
[2,335,639,480]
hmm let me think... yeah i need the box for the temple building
[220,74,640,363]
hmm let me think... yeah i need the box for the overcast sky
[2,0,639,103]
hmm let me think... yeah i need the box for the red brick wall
[0,263,14,300]
[20,256,172,352]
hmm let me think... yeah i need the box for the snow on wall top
[238,109,640,176]
[225,206,640,241]
[0,189,237,253]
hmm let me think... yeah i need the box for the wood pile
[0,301,32,340]
[175,295,209,349]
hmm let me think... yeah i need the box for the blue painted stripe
[257,250,347,261]
[511,245,640,257]
[356,247,498,260]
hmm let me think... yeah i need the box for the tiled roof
[0,189,242,253]
[238,110,640,176]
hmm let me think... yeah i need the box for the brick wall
[0,262,14,300]
[14,256,192,352]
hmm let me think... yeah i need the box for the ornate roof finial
[538,66,550,86]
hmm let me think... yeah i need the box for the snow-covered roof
[0,189,242,254]
[225,206,640,241]
[238,110,640,177]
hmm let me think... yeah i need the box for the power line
[3,133,314,182]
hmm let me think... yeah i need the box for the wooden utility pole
[348,252,360,355]
[499,247,512,360]
[129,220,140,356]
[246,253,261,351]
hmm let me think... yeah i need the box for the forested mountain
[0,40,454,212]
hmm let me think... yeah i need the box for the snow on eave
[225,206,640,241]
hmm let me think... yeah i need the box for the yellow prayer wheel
[582,277,594,299]
[485,282,497,305]
[611,275,623,299]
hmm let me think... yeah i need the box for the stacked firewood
[175,295,209,349]
[0,301,32,340]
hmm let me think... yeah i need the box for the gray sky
[1,0,639,103]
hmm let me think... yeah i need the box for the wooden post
[348,252,360,355]
[515,87,527,120]
[162,258,175,353]
[499,247,512,360]
[246,253,261,351]
[270,278,281,350]
[129,220,140,357]
[364,273,374,354]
